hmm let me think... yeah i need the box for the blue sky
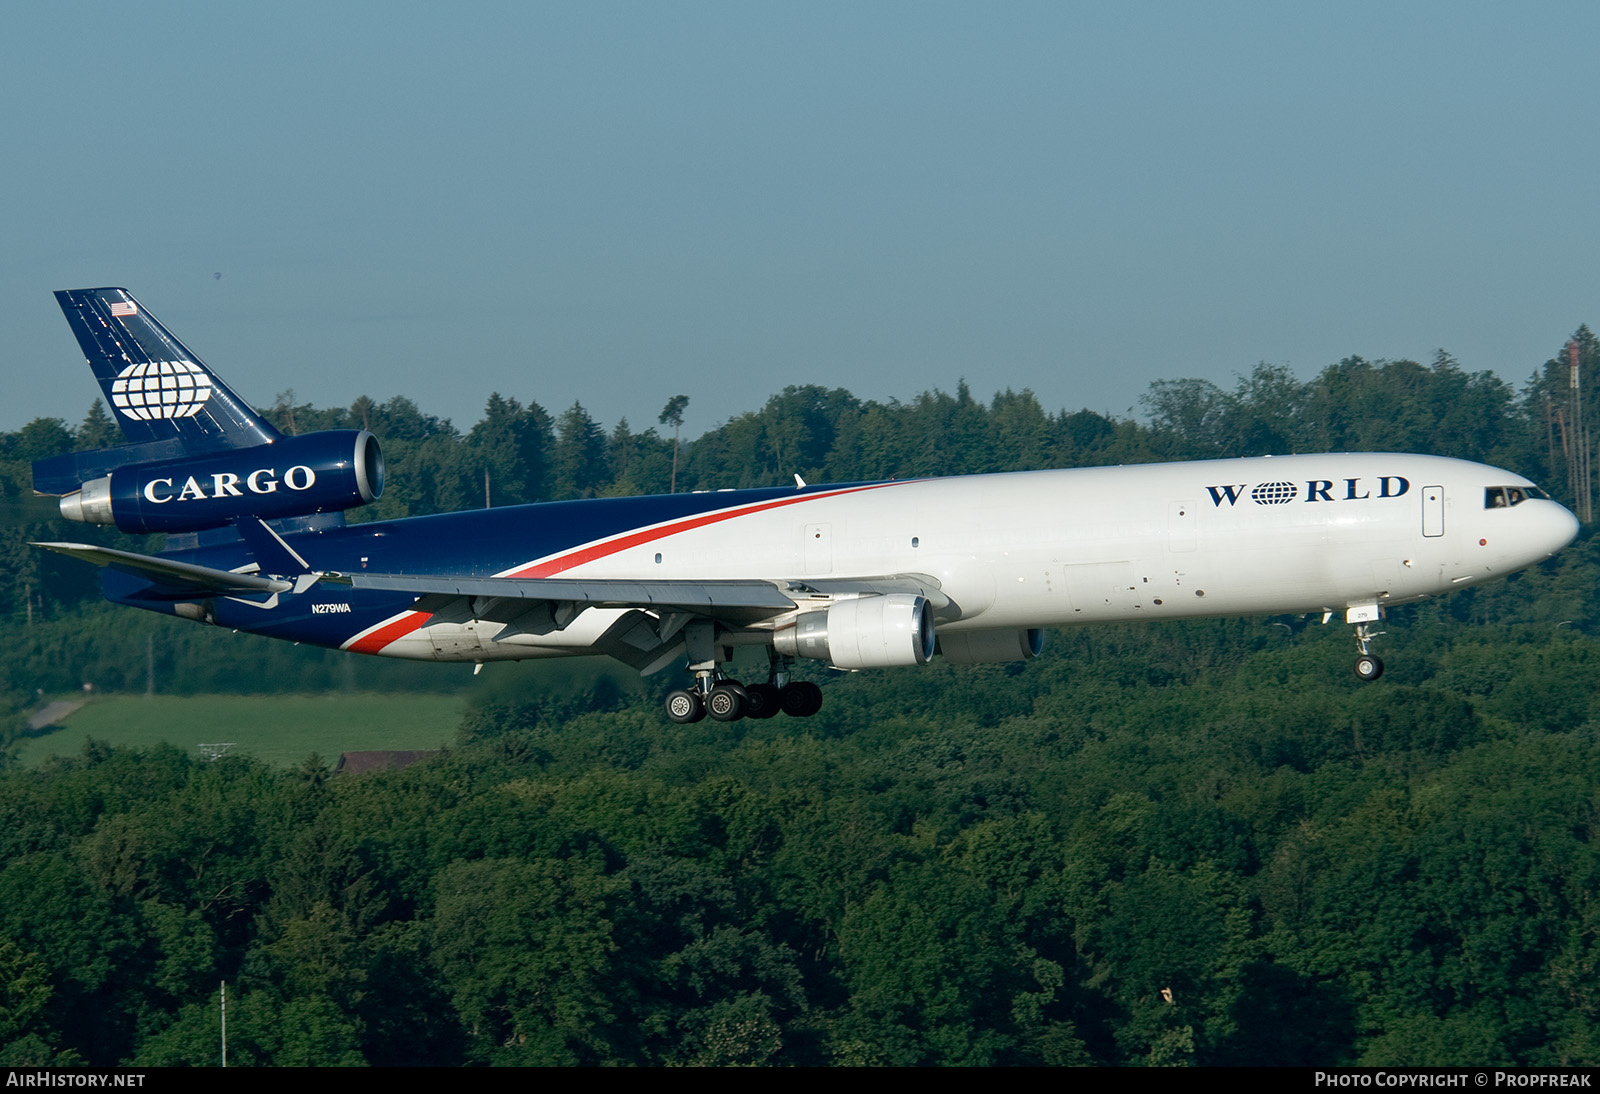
[6,2,1598,441]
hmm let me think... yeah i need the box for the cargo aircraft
[33,289,1580,722]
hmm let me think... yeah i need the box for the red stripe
[505,482,895,578]
[347,481,901,654]
[346,611,428,654]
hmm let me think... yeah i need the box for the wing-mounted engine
[774,592,936,669]
[937,627,1045,664]
[54,430,384,534]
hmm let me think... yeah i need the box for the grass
[15,692,466,768]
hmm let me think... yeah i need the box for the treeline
[250,324,1600,503]
[252,339,1600,510]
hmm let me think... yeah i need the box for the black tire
[780,681,823,717]
[1354,655,1384,682]
[665,689,705,723]
[706,682,747,722]
[743,682,781,719]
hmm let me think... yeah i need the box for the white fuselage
[367,453,1579,663]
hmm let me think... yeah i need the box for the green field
[16,693,466,768]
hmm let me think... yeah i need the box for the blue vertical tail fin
[54,287,280,454]
[34,288,285,495]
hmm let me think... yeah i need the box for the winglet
[794,473,807,488]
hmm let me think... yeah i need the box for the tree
[430,856,629,1064]
[659,395,689,493]
[554,403,610,500]
[75,402,121,450]
[11,419,75,463]
[466,393,553,507]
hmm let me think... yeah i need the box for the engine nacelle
[937,627,1045,664]
[60,430,384,534]
[774,593,936,669]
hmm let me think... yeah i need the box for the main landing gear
[663,649,823,724]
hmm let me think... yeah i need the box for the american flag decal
[109,301,138,317]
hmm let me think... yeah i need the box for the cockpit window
[1485,485,1549,508]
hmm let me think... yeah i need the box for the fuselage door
[1422,485,1444,538]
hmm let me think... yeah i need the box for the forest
[1,335,1599,1065]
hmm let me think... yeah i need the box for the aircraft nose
[1537,501,1581,557]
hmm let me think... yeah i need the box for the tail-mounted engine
[57,430,384,533]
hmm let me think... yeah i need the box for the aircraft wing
[35,534,952,676]
[35,536,947,621]
[33,541,293,596]
[331,571,798,623]
[329,570,951,620]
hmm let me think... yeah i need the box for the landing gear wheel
[743,682,781,719]
[1349,618,1386,683]
[779,681,823,718]
[665,689,705,723]
[706,682,748,722]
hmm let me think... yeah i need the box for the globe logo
[109,360,214,421]
[1250,481,1298,505]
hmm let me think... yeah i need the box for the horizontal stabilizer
[33,437,193,496]
[33,541,292,596]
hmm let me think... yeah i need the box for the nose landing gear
[1352,618,1385,682]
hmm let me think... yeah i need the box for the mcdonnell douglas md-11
[32,288,1580,722]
